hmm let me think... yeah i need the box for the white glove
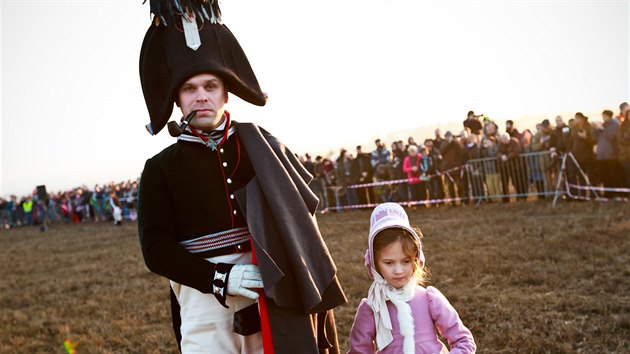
[227,264,263,300]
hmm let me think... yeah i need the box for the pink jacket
[402,155,423,185]
[348,286,476,354]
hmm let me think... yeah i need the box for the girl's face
[376,240,416,289]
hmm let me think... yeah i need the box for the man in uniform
[136,1,346,353]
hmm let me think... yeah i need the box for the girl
[348,203,476,354]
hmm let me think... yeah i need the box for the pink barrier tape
[327,196,470,211]
[564,180,608,201]
[328,165,467,191]
[566,183,630,193]
[326,201,379,211]
[338,178,407,190]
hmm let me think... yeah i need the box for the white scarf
[367,272,417,354]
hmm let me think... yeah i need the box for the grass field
[1,201,629,353]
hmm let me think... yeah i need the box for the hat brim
[368,224,425,274]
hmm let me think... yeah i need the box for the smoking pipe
[167,111,197,137]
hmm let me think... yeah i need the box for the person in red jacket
[402,145,427,205]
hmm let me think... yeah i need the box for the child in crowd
[109,191,122,226]
[348,203,476,353]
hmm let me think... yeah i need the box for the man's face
[486,123,496,135]
[555,116,563,127]
[435,129,441,137]
[178,73,227,131]
[505,121,512,131]
[575,116,584,126]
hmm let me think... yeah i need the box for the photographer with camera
[566,113,595,198]
[463,110,483,136]
[550,116,571,158]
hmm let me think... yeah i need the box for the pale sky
[1,0,629,197]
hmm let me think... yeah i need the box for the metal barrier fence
[3,153,629,228]
[466,150,559,203]
[323,151,630,211]
[554,152,630,205]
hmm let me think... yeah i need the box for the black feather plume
[142,0,222,26]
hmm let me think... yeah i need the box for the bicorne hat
[140,0,266,135]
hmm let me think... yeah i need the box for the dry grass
[1,201,629,353]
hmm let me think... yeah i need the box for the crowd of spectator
[0,180,138,229]
[301,103,630,212]
[3,102,630,228]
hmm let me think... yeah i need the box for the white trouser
[112,207,122,223]
[170,252,263,354]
